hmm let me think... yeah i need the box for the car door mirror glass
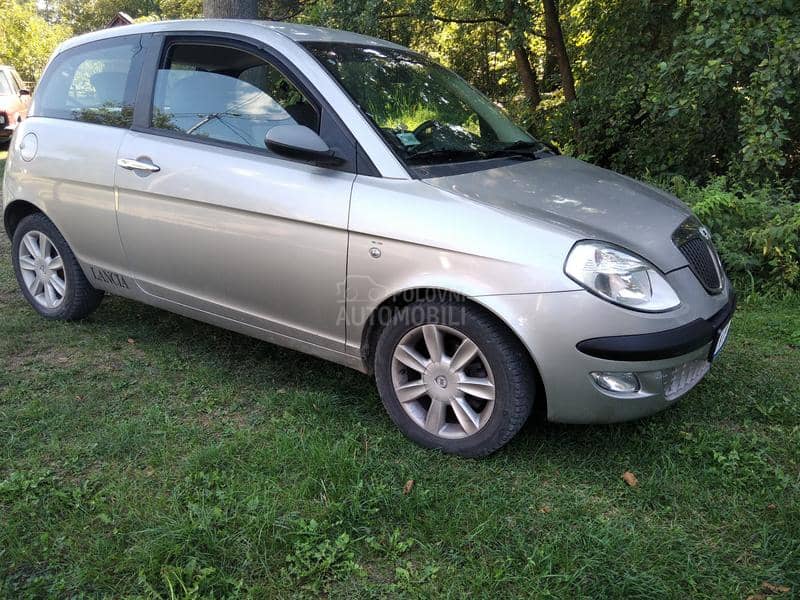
[265,124,340,165]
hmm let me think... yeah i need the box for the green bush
[655,176,800,296]
[528,0,800,191]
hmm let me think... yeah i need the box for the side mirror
[265,125,341,166]
[19,89,31,96]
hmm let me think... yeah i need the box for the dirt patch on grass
[4,343,148,376]
[0,286,20,303]
[5,346,80,371]
[194,408,252,431]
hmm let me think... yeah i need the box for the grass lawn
[0,205,799,596]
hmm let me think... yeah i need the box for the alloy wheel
[391,324,495,439]
[18,231,67,309]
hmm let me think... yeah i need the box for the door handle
[117,157,160,173]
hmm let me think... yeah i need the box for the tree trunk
[203,0,258,18]
[542,9,558,92]
[542,0,576,101]
[513,44,541,108]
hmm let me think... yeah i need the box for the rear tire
[11,213,104,320]
[374,300,535,457]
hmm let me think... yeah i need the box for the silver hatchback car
[2,20,735,456]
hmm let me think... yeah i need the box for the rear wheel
[374,300,535,457]
[11,213,103,320]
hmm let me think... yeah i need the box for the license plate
[712,320,731,359]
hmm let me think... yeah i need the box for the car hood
[423,155,691,272]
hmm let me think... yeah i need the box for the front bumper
[577,292,736,362]
[475,268,735,424]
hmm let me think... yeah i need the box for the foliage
[535,0,800,188]
[54,0,161,33]
[659,0,800,183]
[0,0,71,82]
[159,0,202,19]
[660,176,800,294]
[282,518,366,592]
[2,0,798,292]
[50,0,305,32]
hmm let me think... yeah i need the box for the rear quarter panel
[2,118,128,275]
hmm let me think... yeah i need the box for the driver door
[115,36,356,351]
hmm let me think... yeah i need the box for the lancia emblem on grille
[698,226,711,240]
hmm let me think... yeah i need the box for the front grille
[662,359,710,401]
[678,237,722,292]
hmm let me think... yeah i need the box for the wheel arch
[4,199,44,240]
[359,286,548,418]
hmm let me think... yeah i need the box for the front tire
[12,213,103,320]
[374,300,535,457]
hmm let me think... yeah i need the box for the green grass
[0,234,798,598]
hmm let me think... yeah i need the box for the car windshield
[0,73,12,96]
[303,43,546,167]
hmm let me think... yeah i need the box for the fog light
[590,371,640,393]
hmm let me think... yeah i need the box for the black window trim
[156,37,322,133]
[132,32,361,175]
[31,33,145,128]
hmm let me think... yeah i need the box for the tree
[159,0,202,18]
[351,0,550,110]
[203,0,258,18]
[10,0,796,193]
[541,4,558,92]
[512,45,541,107]
[535,0,800,185]
[58,0,160,34]
[0,0,71,81]
[541,0,575,101]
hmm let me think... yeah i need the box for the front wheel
[11,212,104,320]
[374,300,536,457]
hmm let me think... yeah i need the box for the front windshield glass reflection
[304,42,545,166]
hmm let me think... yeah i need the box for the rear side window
[34,36,142,128]
[150,42,319,150]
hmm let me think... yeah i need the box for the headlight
[565,241,680,312]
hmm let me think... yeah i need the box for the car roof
[57,19,407,53]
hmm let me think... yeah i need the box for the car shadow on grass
[82,292,667,463]
[0,221,709,467]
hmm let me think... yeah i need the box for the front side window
[304,43,547,170]
[150,42,319,150]
[34,37,141,127]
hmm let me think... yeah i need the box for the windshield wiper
[405,147,486,165]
